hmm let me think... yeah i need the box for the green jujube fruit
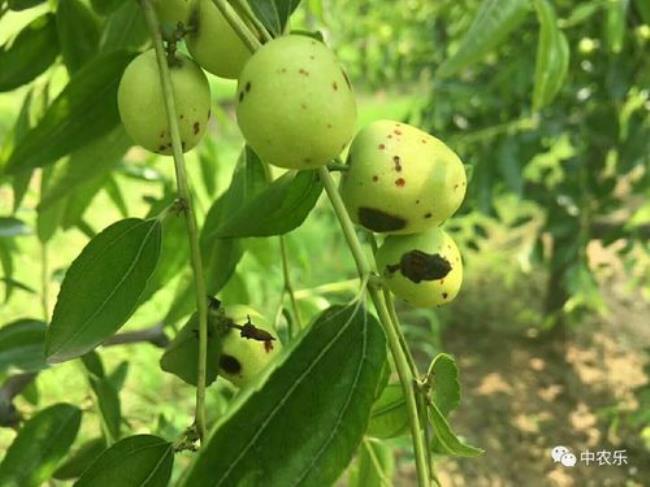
[375,228,463,307]
[340,120,466,234]
[117,50,211,155]
[236,35,357,169]
[218,306,282,388]
[186,0,251,79]
[153,0,191,35]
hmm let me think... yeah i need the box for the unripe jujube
[153,0,191,34]
[375,228,463,307]
[218,305,282,388]
[186,0,251,79]
[236,35,357,169]
[117,50,211,154]
[340,120,466,234]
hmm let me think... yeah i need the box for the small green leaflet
[248,0,302,36]
[45,218,162,363]
[0,318,47,373]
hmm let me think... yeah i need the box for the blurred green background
[1,0,649,485]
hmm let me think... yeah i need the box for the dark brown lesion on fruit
[424,212,432,219]
[332,81,338,91]
[358,207,407,232]
[219,354,242,374]
[238,91,244,102]
[393,155,402,172]
[298,68,310,76]
[193,122,200,134]
[245,81,252,92]
[385,250,452,283]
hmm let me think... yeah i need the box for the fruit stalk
[140,0,210,443]
[318,167,431,487]
[211,0,262,51]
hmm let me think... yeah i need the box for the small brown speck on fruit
[332,81,338,91]
[393,155,402,172]
[180,114,184,119]
[301,103,307,110]
[158,144,166,152]
[372,175,379,182]
[309,55,315,60]
[394,129,402,135]
[442,292,449,299]
[181,141,186,150]
[298,68,310,76]
[245,81,251,92]
[327,123,332,128]
[421,139,427,144]
[395,178,405,187]
[379,144,386,150]
[220,355,241,374]
[387,134,393,139]
[238,92,244,102]
[454,184,459,189]
[424,213,432,219]
[193,122,200,134]
[416,200,420,204]
[304,157,312,164]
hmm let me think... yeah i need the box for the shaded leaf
[54,438,107,480]
[0,403,82,487]
[366,383,409,439]
[7,0,47,10]
[428,353,460,417]
[57,0,101,73]
[3,50,135,175]
[0,318,47,373]
[248,0,302,36]
[99,0,148,51]
[180,305,387,487]
[350,440,394,487]
[74,435,173,487]
[428,401,483,457]
[0,217,30,237]
[45,218,162,363]
[0,13,59,92]
[436,0,530,78]
[532,0,570,110]
[90,0,127,15]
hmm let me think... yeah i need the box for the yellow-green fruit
[219,305,282,388]
[153,0,191,34]
[186,0,251,79]
[117,50,211,154]
[340,120,466,234]
[236,35,357,169]
[375,228,463,307]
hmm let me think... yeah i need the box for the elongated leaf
[164,148,265,324]
[37,166,67,243]
[605,0,629,53]
[0,318,47,373]
[74,435,173,487]
[0,13,59,92]
[57,0,101,73]
[89,375,121,443]
[428,353,461,417]
[351,440,395,487]
[61,175,109,229]
[366,383,409,439]
[7,0,47,10]
[0,403,82,487]
[436,0,530,78]
[38,127,131,208]
[180,305,387,487]
[90,0,128,16]
[428,402,483,457]
[54,438,107,480]
[3,50,135,176]
[99,0,148,51]
[216,169,322,237]
[107,360,129,390]
[532,0,570,110]
[104,175,129,217]
[45,218,162,363]
[0,216,30,237]
[248,0,302,36]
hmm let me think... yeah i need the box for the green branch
[211,0,263,51]
[140,0,210,443]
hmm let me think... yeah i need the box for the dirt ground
[426,260,650,486]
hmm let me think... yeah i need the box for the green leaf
[366,383,409,439]
[45,218,162,363]
[104,175,129,217]
[159,309,223,386]
[3,50,135,176]
[0,216,30,237]
[428,353,461,417]
[81,349,106,378]
[248,0,302,36]
[99,0,148,51]
[351,440,395,487]
[74,435,174,487]
[89,375,122,443]
[179,305,387,487]
[7,0,46,10]
[0,318,47,373]
[532,0,570,110]
[61,175,109,229]
[57,0,101,73]
[0,13,59,92]
[54,438,107,480]
[436,0,530,78]
[107,360,129,391]
[0,403,82,487]
[37,165,67,243]
[215,169,323,237]
[198,137,219,196]
[636,0,650,24]
[428,402,483,457]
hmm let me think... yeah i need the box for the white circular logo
[560,452,577,467]
[551,446,570,463]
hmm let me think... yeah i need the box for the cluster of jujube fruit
[117,0,466,386]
